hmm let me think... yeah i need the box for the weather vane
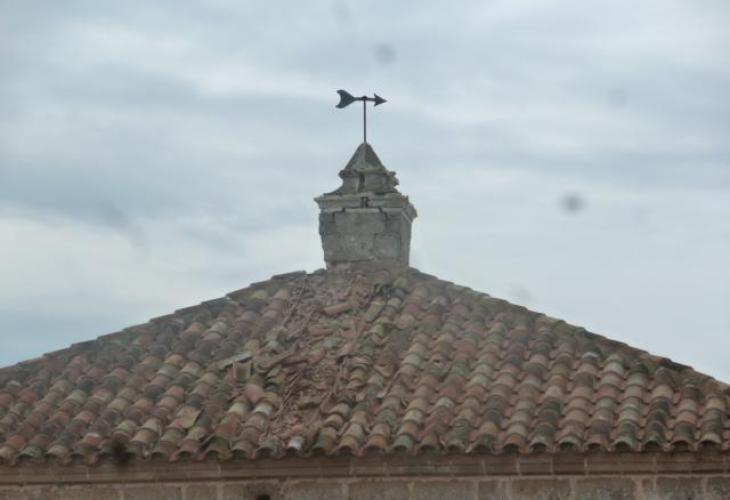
[336,90,387,144]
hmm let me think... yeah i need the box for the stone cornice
[1,453,728,486]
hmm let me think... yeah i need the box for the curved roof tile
[0,268,728,465]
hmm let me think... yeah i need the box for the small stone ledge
[1,475,730,500]
[0,453,728,486]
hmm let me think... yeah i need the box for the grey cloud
[0,1,729,379]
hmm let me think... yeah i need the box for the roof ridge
[2,268,725,387]
[1,267,728,465]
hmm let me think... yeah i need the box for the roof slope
[0,269,728,465]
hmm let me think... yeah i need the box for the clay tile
[452,406,477,426]
[332,435,360,456]
[341,420,366,439]
[602,358,625,375]
[595,385,620,402]
[538,384,563,403]
[179,360,201,376]
[391,433,415,453]
[612,426,639,450]
[169,405,200,430]
[0,391,15,410]
[157,427,183,447]
[323,412,345,429]
[528,432,554,453]
[650,384,674,401]
[250,401,273,419]
[45,379,69,395]
[699,431,722,448]
[471,419,497,439]
[626,372,649,387]
[501,432,526,453]
[402,353,422,368]
[397,420,420,438]
[328,402,350,417]
[535,407,561,428]
[432,396,457,413]
[675,406,698,425]
[65,389,88,406]
[228,438,255,460]
[363,433,388,453]
[242,383,265,405]
[585,434,610,452]
[544,434,573,453]
[3,434,26,452]
[464,385,489,404]
[312,427,338,454]
[45,443,71,463]
[370,420,392,437]
[400,395,423,412]
[704,396,728,412]
[521,372,543,388]
[130,428,157,452]
[286,435,306,454]
[494,371,517,387]
[255,436,283,458]
[224,401,248,419]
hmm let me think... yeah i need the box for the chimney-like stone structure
[315,143,417,272]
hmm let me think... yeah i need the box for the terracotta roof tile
[0,268,729,465]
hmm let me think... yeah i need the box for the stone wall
[2,454,729,499]
[319,207,412,267]
[1,475,730,500]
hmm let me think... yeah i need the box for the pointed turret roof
[330,142,400,195]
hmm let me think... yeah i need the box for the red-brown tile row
[0,268,728,466]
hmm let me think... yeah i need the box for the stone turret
[315,143,417,272]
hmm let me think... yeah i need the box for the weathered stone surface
[7,476,730,500]
[574,478,636,500]
[186,483,219,500]
[334,210,386,235]
[282,481,343,500]
[349,480,410,500]
[509,479,571,500]
[54,487,121,500]
[650,477,703,500]
[412,480,473,500]
[0,490,20,500]
[222,482,281,500]
[477,481,508,500]
[384,213,400,232]
[122,485,182,500]
[374,233,401,259]
[318,212,336,235]
[321,234,343,260]
[7,486,122,500]
[0,488,56,500]
[706,477,730,500]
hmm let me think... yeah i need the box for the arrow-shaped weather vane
[336,90,387,144]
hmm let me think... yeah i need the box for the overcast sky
[1,1,729,380]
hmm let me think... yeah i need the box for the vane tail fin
[336,89,357,108]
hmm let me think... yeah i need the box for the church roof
[0,268,728,466]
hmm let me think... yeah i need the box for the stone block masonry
[319,207,413,267]
[2,476,730,500]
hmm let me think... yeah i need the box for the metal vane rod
[335,89,387,143]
